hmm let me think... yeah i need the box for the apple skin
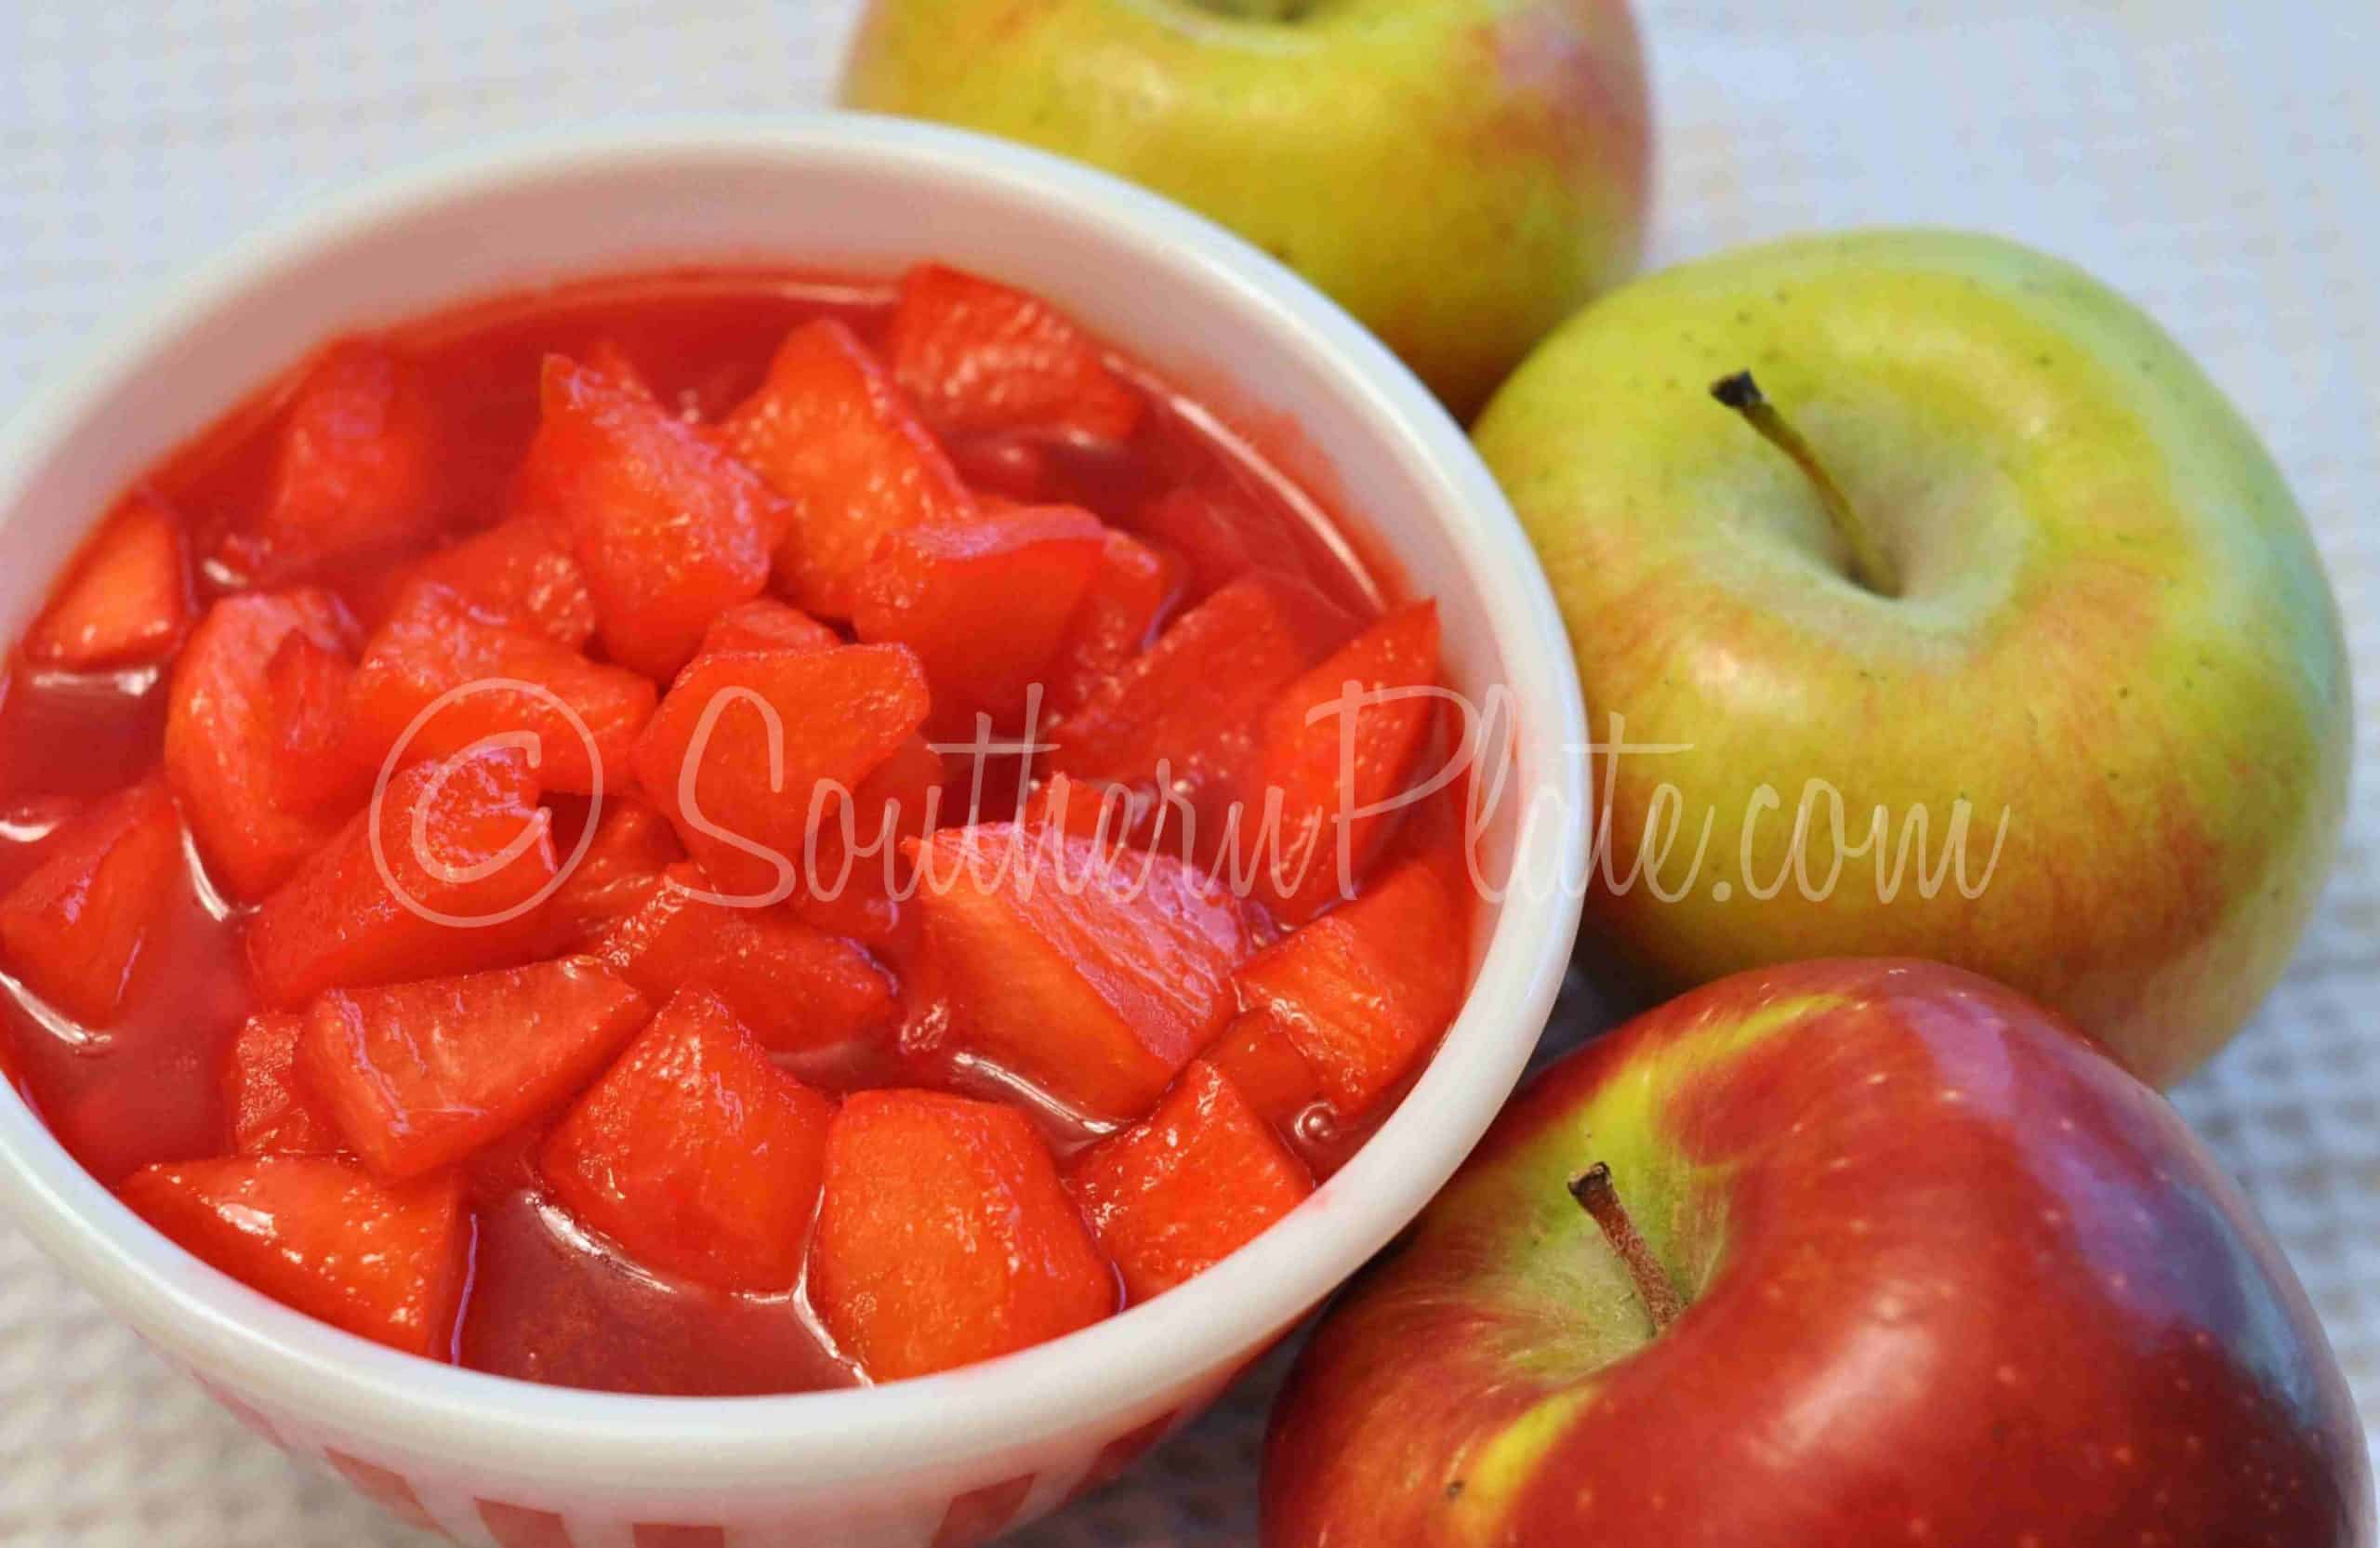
[840,0,1651,417]
[1473,231,2353,1085]
[1263,959,2373,1548]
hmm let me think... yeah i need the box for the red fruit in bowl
[1049,572,1344,816]
[884,263,1144,443]
[1067,1062,1313,1303]
[904,821,1250,1123]
[809,1089,1115,1382]
[1236,600,1441,924]
[721,319,975,619]
[632,642,930,901]
[852,505,1106,725]
[23,493,192,670]
[344,581,656,795]
[165,589,361,901]
[1044,527,1183,718]
[700,597,843,657]
[121,1156,469,1358]
[298,956,652,1180]
[542,986,836,1293]
[226,1012,344,1158]
[244,744,560,1008]
[549,796,684,941]
[403,516,598,649]
[0,776,183,1026]
[1263,960,2376,1548]
[523,354,780,680]
[1233,857,1467,1119]
[231,340,444,576]
[596,862,893,1053]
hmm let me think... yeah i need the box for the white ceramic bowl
[0,117,1586,1547]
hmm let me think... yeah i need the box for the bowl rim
[0,114,1588,1488]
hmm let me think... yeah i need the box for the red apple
[1264,959,2373,1547]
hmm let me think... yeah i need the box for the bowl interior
[0,118,1586,1490]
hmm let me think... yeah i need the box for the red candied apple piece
[522,355,780,679]
[1067,1062,1314,1302]
[903,822,1250,1122]
[550,796,683,941]
[23,493,192,669]
[345,582,655,795]
[542,986,835,1292]
[165,589,360,900]
[886,264,1144,443]
[245,744,560,1008]
[949,436,1056,505]
[721,320,975,619]
[1050,573,1347,814]
[701,597,842,656]
[231,340,444,575]
[852,506,1106,725]
[405,517,597,649]
[299,956,651,1180]
[793,730,945,945]
[121,1156,468,1357]
[580,338,655,398]
[1233,858,1468,1118]
[632,643,929,900]
[0,777,182,1025]
[1045,528,1183,717]
[227,1012,344,1157]
[1236,602,1441,923]
[809,1090,1115,1382]
[1135,484,1318,603]
[597,862,893,1052]
[1201,1013,1325,1136]
[1017,773,1144,849]
[264,630,376,820]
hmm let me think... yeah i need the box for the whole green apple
[839,0,1652,417]
[1263,959,2374,1547]
[1473,231,2353,1084]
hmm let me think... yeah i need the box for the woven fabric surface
[0,2,2373,1542]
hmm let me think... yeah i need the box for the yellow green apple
[839,0,1653,417]
[1473,231,2353,1084]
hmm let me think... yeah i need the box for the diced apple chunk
[231,340,445,576]
[632,643,929,901]
[852,506,1105,725]
[299,956,652,1179]
[542,986,835,1292]
[522,355,780,679]
[886,264,1144,443]
[1232,859,1468,1118]
[121,1156,469,1357]
[24,494,192,669]
[1236,601,1441,923]
[721,320,974,619]
[1067,1063,1313,1301]
[244,744,560,1008]
[809,1090,1114,1381]
[0,776,182,1025]
[903,822,1250,1123]
[596,862,894,1052]
[226,1012,344,1157]
[165,589,360,900]
[345,582,655,795]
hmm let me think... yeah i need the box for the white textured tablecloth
[2,2,2373,1542]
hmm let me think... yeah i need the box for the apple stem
[1711,371,1902,600]
[1569,1164,1686,1333]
